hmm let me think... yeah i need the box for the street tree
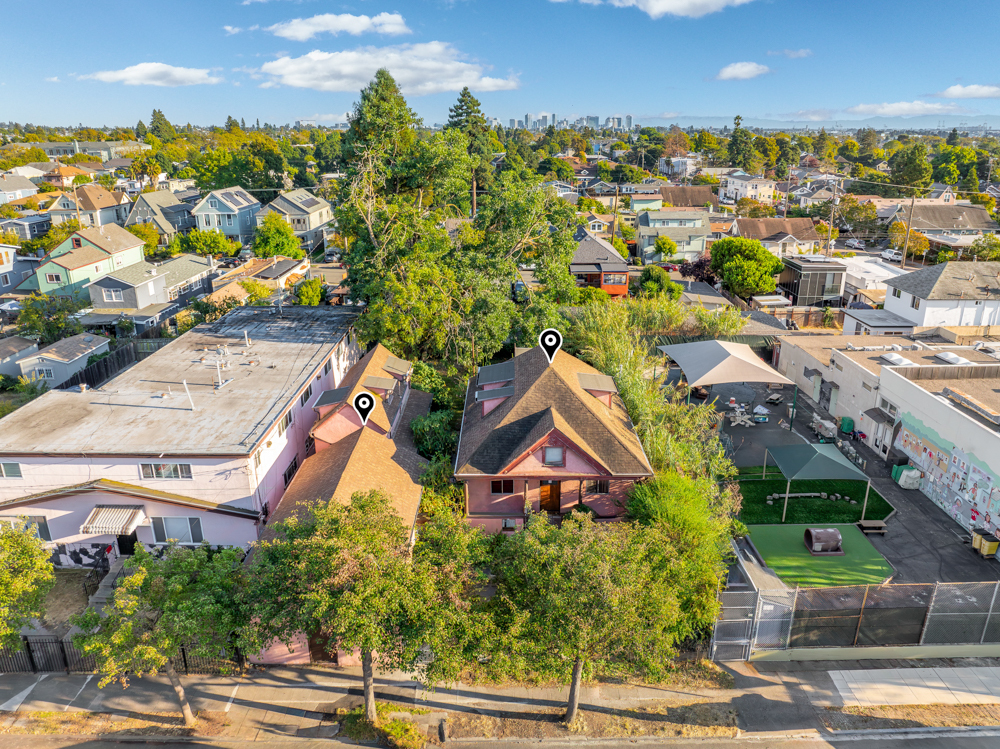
[252,212,304,259]
[0,519,54,649]
[181,228,239,256]
[654,235,678,259]
[242,490,476,724]
[487,512,684,724]
[72,545,245,727]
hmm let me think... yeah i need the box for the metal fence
[713,580,1000,660]
[0,637,243,675]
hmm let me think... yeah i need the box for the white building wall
[884,292,1000,328]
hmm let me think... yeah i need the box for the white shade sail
[80,504,145,536]
[658,341,794,388]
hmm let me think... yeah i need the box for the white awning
[80,505,146,535]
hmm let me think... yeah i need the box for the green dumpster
[840,416,854,434]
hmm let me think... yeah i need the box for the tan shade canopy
[657,340,794,388]
[80,504,145,536]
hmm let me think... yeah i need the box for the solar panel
[301,198,320,209]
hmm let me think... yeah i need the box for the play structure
[804,527,845,556]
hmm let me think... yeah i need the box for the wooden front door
[539,480,561,513]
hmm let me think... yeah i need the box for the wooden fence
[59,338,173,390]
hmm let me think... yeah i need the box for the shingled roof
[884,261,1000,301]
[735,217,821,243]
[660,185,718,209]
[310,344,411,435]
[570,228,628,274]
[891,204,999,233]
[454,347,652,477]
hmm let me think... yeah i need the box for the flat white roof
[0,306,358,457]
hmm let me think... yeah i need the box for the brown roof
[0,336,37,360]
[735,217,821,242]
[268,389,431,531]
[75,224,144,254]
[660,185,719,209]
[310,344,411,435]
[8,191,65,209]
[34,333,109,363]
[46,165,89,177]
[454,347,653,477]
[49,245,110,270]
[66,185,130,212]
[204,280,250,304]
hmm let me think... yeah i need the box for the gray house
[0,214,51,242]
[191,188,261,245]
[255,189,334,252]
[0,336,38,378]
[18,333,110,388]
[125,190,196,246]
[85,254,217,332]
[636,210,711,263]
[0,175,39,204]
[0,246,42,299]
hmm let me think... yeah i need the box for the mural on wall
[895,417,1000,536]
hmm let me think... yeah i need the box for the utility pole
[900,194,916,269]
[826,187,839,257]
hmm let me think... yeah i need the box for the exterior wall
[18,340,110,387]
[884,292,1000,328]
[465,476,634,526]
[879,368,1000,537]
[0,216,51,241]
[0,343,38,377]
[0,491,259,568]
[50,205,129,228]
[842,314,912,337]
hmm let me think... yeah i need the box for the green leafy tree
[0,229,20,245]
[295,277,324,306]
[727,116,758,173]
[937,162,960,185]
[242,490,476,723]
[968,233,1000,261]
[72,545,245,727]
[858,128,879,156]
[18,293,84,344]
[126,222,160,255]
[735,197,776,218]
[149,109,177,141]
[654,235,678,259]
[72,174,92,186]
[487,513,685,724]
[181,228,239,256]
[411,409,458,461]
[538,156,574,181]
[709,237,783,298]
[694,130,717,152]
[252,212,303,259]
[890,143,933,193]
[135,120,148,139]
[96,174,117,190]
[637,265,682,300]
[947,128,961,146]
[0,520,55,649]
[962,164,980,194]
[611,163,647,183]
[342,68,419,177]
[0,204,17,220]
[239,279,272,305]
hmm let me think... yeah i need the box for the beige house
[256,189,334,252]
[720,174,777,205]
[48,185,132,228]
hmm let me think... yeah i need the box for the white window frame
[226,214,233,226]
[879,398,898,419]
[140,463,193,480]
[0,273,8,286]
[910,296,920,310]
[103,288,124,303]
[543,446,565,466]
[299,384,313,407]
[45,273,63,284]
[278,410,294,436]
[36,367,54,380]
[0,515,50,541]
[0,462,22,479]
[151,516,203,545]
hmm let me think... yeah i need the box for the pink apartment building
[0,306,362,567]
[454,346,653,533]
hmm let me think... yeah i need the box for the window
[323,359,332,375]
[892,288,901,299]
[0,463,22,478]
[45,273,63,284]
[151,517,203,544]
[543,447,564,466]
[300,384,313,407]
[0,274,8,286]
[834,362,843,371]
[209,199,218,209]
[278,410,294,436]
[910,296,920,310]
[140,463,193,480]
[862,382,873,392]
[976,300,983,306]
[36,368,54,380]
[879,398,898,418]
[587,480,610,494]
[72,238,82,248]
[0,516,50,541]
[253,451,262,469]
[226,215,233,226]
[215,215,222,227]
[283,457,299,487]
[491,479,515,494]
[603,273,627,285]
[502,518,517,530]
[103,288,124,303]
[305,434,315,455]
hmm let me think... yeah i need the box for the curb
[828,724,1000,738]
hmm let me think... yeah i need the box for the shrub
[637,265,682,300]
[577,286,611,305]
[411,410,458,461]
[410,361,461,411]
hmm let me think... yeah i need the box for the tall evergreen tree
[962,163,980,194]
[726,115,757,173]
[342,68,418,174]
[947,128,961,146]
[446,87,491,215]
[135,120,148,139]
[148,109,176,141]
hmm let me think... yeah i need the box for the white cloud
[267,13,410,42]
[846,100,964,116]
[224,25,242,35]
[81,63,223,87]
[936,84,1000,99]
[259,42,519,95]
[550,0,756,19]
[768,48,811,58]
[785,108,835,121]
[716,61,769,80]
[45,76,60,83]
[301,113,351,123]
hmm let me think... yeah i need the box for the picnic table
[857,520,887,535]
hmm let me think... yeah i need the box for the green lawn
[748,524,894,588]
[738,477,892,525]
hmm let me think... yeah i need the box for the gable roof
[263,188,330,217]
[891,204,999,233]
[734,217,821,243]
[127,190,191,234]
[59,184,130,212]
[454,347,652,477]
[884,261,1000,301]
[49,245,114,270]
[75,224,144,254]
[0,175,38,193]
[33,333,109,363]
[0,336,36,360]
[660,185,718,208]
[269,389,430,531]
[570,228,628,273]
[194,187,260,213]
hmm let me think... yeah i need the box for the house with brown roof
[269,344,431,537]
[41,165,94,189]
[0,336,39,378]
[17,333,110,388]
[660,185,718,210]
[48,184,132,228]
[731,217,822,256]
[454,347,653,533]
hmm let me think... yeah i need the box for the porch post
[862,480,871,521]
[782,479,792,522]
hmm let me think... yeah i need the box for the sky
[5,0,1000,129]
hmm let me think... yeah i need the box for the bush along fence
[0,637,244,675]
[711,581,1000,661]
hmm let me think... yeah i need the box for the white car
[881,249,904,262]
[845,239,866,250]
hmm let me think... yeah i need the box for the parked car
[238,248,254,262]
[881,249,904,262]
[845,239,866,250]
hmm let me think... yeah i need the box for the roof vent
[880,352,917,367]
[83,336,93,342]
[934,351,972,365]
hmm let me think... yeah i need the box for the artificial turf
[747,523,895,588]
[737,477,893,525]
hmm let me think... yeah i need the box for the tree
[149,109,177,141]
[611,163,646,183]
[890,143,933,193]
[735,197,776,218]
[181,228,239,256]
[96,174,117,190]
[135,120,148,139]
[962,164,980,194]
[295,277,324,306]
[126,222,160,255]
[858,128,879,156]
[0,519,55,649]
[342,68,418,174]
[816,220,839,248]
[411,409,458,460]
[72,545,245,727]
[727,116,757,172]
[637,265,682,299]
[18,293,84,344]
[239,279,272,305]
[947,128,961,147]
[538,156,573,181]
[888,223,930,260]
[694,130,717,153]
[252,212,304,259]
[968,233,1000,261]
[242,490,475,723]
[446,86,492,215]
[653,235,678,260]
[0,229,20,246]
[708,237,783,298]
[937,162,960,185]
[679,255,716,285]
[488,512,683,724]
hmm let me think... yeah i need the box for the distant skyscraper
[540,115,548,129]
[552,113,556,129]
[509,119,516,129]
[525,114,532,130]
[586,115,599,129]
[625,115,633,130]
[517,119,524,129]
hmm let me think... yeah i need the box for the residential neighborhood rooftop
[885,261,1000,301]
[34,333,110,363]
